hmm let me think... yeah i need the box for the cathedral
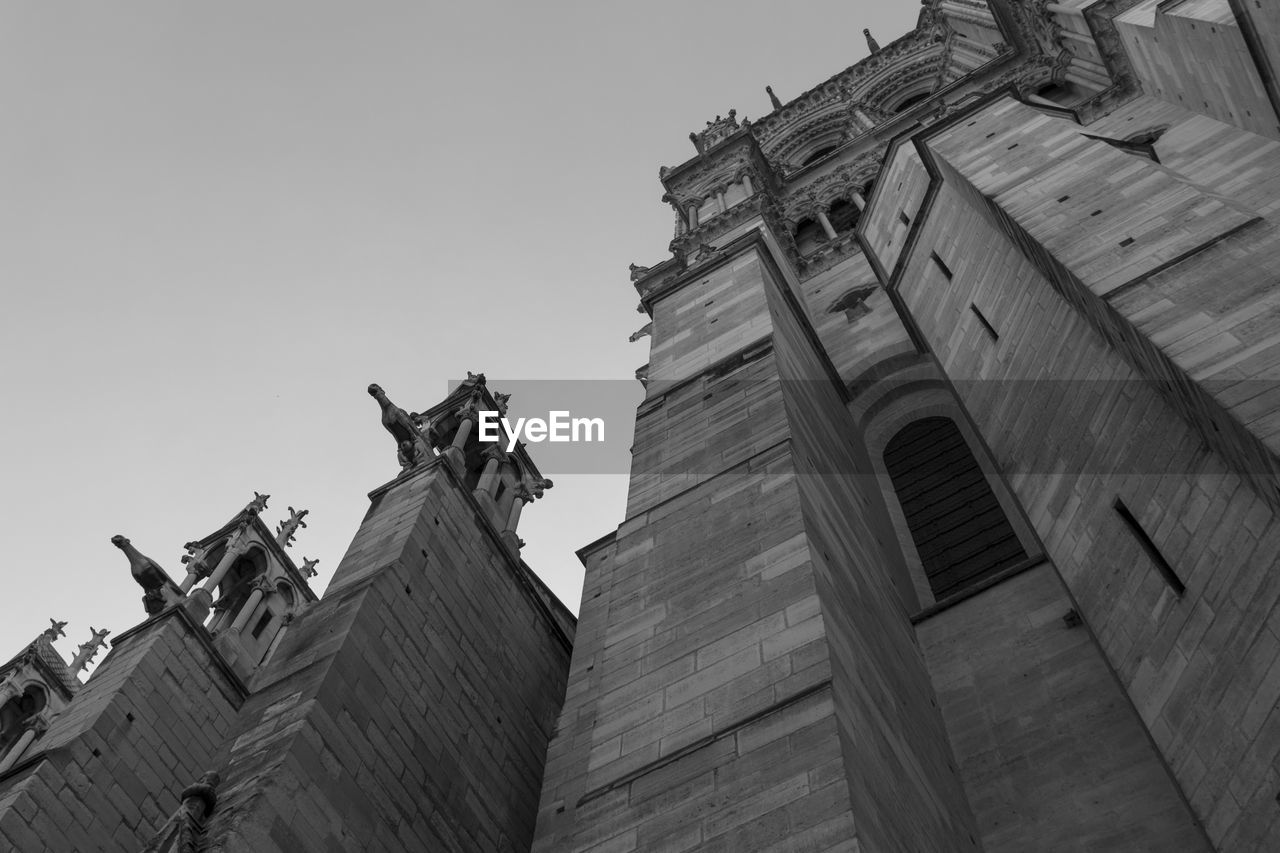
[4,1,1280,850]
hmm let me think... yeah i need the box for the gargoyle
[368,383,428,470]
[112,535,183,615]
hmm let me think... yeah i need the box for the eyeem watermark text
[478,410,605,452]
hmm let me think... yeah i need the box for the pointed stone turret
[864,27,880,53]
[766,84,783,110]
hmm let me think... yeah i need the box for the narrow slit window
[970,304,998,341]
[1114,498,1185,595]
[899,211,911,226]
[930,252,953,281]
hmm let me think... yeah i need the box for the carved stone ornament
[70,627,111,673]
[181,541,213,581]
[275,507,309,549]
[368,383,430,470]
[42,619,67,642]
[243,491,270,515]
[111,535,183,616]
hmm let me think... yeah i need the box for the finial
[70,627,110,673]
[244,491,269,515]
[300,557,319,578]
[766,85,783,110]
[42,619,68,642]
[111,535,183,615]
[368,382,429,470]
[864,28,880,53]
[275,507,309,549]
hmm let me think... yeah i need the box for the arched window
[792,217,825,254]
[884,417,1026,599]
[800,145,837,167]
[827,198,859,233]
[0,685,46,752]
[892,93,929,114]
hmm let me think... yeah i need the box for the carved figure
[244,492,270,515]
[42,619,67,641]
[368,383,428,469]
[111,535,182,615]
[300,557,319,578]
[494,392,512,417]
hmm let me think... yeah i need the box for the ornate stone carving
[766,85,783,111]
[181,541,213,581]
[692,110,741,153]
[275,507,309,549]
[493,393,511,417]
[300,557,320,578]
[42,619,67,641]
[243,492,270,515]
[864,28,881,53]
[629,322,652,343]
[111,535,183,615]
[367,383,430,470]
[70,627,110,674]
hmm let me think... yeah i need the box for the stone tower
[534,1,1280,851]
[3,2,1280,852]
[0,375,573,851]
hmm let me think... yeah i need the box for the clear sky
[0,1,923,668]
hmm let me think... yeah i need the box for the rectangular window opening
[899,210,911,226]
[930,251,953,281]
[1114,498,1185,595]
[970,304,999,341]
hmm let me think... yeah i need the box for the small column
[741,173,754,197]
[189,525,252,621]
[686,204,699,230]
[500,484,533,555]
[0,714,48,774]
[179,542,212,593]
[230,577,274,634]
[716,190,728,214]
[442,406,476,475]
[851,192,866,212]
[473,446,505,521]
[816,211,839,240]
